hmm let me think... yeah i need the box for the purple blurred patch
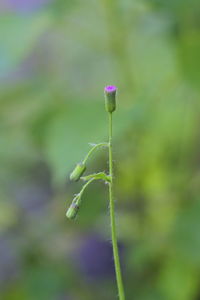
[13,163,52,216]
[0,236,20,287]
[14,182,51,215]
[1,0,51,13]
[74,234,125,281]
[56,293,74,300]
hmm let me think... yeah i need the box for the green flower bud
[104,85,117,113]
[70,163,86,181]
[66,202,79,219]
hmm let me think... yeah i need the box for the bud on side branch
[66,201,79,219]
[70,163,86,181]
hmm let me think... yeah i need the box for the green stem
[82,143,108,165]
[67,178,96,220]
[108,112,125,300]
[78,178,96,203]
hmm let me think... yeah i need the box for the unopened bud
[70,163,86,181]
[66,202,79,219]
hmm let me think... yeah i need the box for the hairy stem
[108,112,125,300]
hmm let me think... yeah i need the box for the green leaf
[81,172,111,183]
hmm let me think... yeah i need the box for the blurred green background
[1,0,200,299]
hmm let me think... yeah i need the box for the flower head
[104,85,117,113]
[104,85,117,93]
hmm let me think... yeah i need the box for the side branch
[82,142,108,164]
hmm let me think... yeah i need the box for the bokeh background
[1,0,200,299]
